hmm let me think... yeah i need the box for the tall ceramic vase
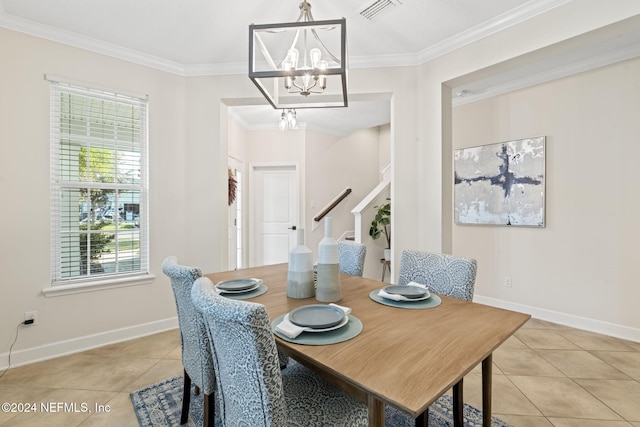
[287,228,315,299]
[316,217,341,302]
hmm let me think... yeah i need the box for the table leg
[368,395,385,427]
[452,379,463,427]
[415,410,428,427]
[482,354,493,427]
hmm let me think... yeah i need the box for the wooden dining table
[205,263,530,427]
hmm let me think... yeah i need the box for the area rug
[131,374,511,427]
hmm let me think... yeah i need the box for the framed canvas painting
[454,136,545,227]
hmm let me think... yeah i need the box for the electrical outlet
[504,277,512,288]
[24,311,37,325]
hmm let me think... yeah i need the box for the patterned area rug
[130,374,512,427]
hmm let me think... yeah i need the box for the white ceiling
[0,0,551,72]
[3,0,639,136]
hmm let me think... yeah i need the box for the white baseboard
[474,295,640,343]
[0,317,178,370]
[3,298,638,371]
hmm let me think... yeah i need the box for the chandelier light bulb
[287,109,297,128]
[318,60,328,89]
[287,48,299,69]
[310,48,322,68]
[283,62,293,89]
[301,72,313,95]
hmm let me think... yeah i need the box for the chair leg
[181,369,191,425]
[453,379,464,427]
[203,393,215,427]
[415,409,428,427]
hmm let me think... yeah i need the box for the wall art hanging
[454,136,545,227]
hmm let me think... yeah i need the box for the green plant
[369,198,390,248]
[79,222,115,274]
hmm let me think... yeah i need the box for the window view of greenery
[53,87,146,283]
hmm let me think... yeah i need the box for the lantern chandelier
[249,1,348,109]
[279,109,298,130]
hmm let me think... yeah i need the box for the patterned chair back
[162,256,216,394]
[337,241,367,276]
[191,277,287,426]
[398,250,477,301]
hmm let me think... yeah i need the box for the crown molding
[452,31,640,107]
[183,62,248,77]
[0,9,187,75]
[0,0,570,76]
[348,52,419,69]
[417,0,570,64]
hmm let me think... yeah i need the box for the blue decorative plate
[288,304,346,329]
[383,285,429,299]
[215,278,262,292]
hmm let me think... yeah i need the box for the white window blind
[50,80,149,285]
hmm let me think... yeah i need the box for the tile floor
[0,318,639,426]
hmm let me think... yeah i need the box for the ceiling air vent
[358,0,403,21]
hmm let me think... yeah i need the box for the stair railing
[313,187,352,222]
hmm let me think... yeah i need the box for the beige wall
[304,127,382,254]
[411,1,640,341]
[452,57,640,333]
[229,123,384,270]
[2,0,640,367]
[416,0,640,258]
[0,28,188,361]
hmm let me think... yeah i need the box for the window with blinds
[50,80,148,285]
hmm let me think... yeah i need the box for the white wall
[452,57,640,336]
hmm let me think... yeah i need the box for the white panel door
[251,164,298,266]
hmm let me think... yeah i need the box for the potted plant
[369,198,391,260]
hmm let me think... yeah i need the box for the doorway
[228,157,243,270]
[249,164,299,266]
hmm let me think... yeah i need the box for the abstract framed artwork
[454,136,545,227]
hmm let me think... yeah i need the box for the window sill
[42,274,155,297]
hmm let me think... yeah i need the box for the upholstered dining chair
[391,250,478,427]
[398,250,477,301]
[191,276,369,427]
[338,240,367,276]
[162,256,217,427]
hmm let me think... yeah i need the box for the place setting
[369,281,442,309]
[271,303,363,345]
[214,277,268,300]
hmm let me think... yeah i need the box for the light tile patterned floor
[0,319,639,426]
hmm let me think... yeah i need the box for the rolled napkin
[378,282,430,301]
[407,281,428,290]
[275,303,351,339]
